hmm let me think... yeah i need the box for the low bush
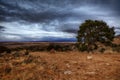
[0,46,11,54]
[26,45,46,52]
[24,50,29,55]
[24,55,34,64]
[47,44,62,51]
[99,48,106,53]
[13,51,21,57]
[76,44,88,52]
[112,45,120,52]
[47,43,73,51]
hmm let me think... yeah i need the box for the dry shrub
[50,49,56,54]
[13,51,21,57]
[0,46,11,54]
[24,50,29,55]
[24,55,34,64]
[0,65,12,75]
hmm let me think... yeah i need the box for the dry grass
[0,51,120,80]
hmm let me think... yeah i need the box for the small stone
[87,55,93,60]
[38,66,44,71]
[106,63,110,66]
[86,71,96,75]
[64,70,72,75]
[71,61,78,64]
[66,63,70,68]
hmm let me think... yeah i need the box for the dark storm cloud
[0,0,90,23]
[0,0,119,23]
[62,29,78,34]
[0,25,5,32]
[0,1,25,22]
[59,23,79,34]
[0,0,120,41]
[0,25,4,29]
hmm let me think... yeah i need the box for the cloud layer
[0,0,120,41]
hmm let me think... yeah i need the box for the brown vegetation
[0,41,120,80]
[0,51,120,80]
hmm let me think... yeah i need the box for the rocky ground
[0,51,120,80]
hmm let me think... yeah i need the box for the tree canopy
[77,20,115,52]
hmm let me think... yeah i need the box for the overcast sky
[0,0,120,41]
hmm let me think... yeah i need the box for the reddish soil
[0,51,120,80]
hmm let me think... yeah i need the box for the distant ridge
[0,38,77,42]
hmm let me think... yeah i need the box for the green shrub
[77,44,88,52]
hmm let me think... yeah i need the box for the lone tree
[77,20,115,52]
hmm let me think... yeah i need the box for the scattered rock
[87,55,93,60]
[71,61,78,64]
[106,63,110,66]
[86,71,96,75]
[64,70,72,75]
[66,63,70,68]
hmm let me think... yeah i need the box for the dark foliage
[25,50,29,55]
[76,43,87,52]
[47,43,73,51]
[26,45,46,52]
[99,48,106,53]
[11,47,24,51]
[4,65,12,74]
[24,55,34,64]
[77,20,115,52]
[112,45,120,52]
[0,46,11,54]
[47,44,62,51]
